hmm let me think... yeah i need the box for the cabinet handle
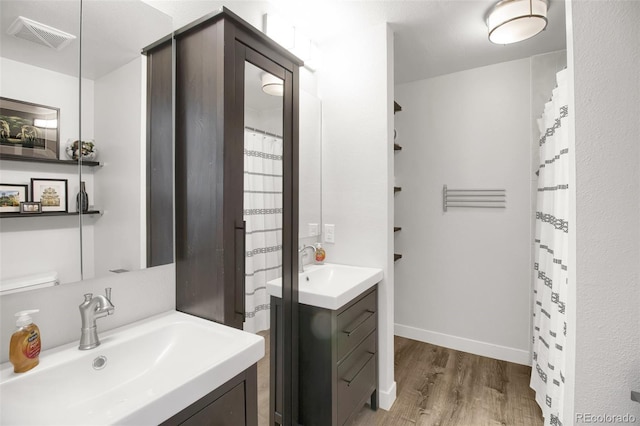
[234,220,246,320]
[342,310,375,337]
[342,352,375,387]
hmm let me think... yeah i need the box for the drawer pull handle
[342,310,375,337]
[342,352,375,387]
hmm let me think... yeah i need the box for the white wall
[0,263,175,363]
[298,90,322,242]
[394,58,533,365]
[90,57,146,279]
[568,0,640,421]
[320,23,396,409]
[0,58,95,284]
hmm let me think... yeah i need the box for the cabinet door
[181,383,246,426]
[162,365,257,426]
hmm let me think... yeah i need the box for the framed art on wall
[31,178,67,212]
[0,183,28,213]
[0,97,60,160]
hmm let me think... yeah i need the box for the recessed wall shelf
[0,210,101,219]
[394,101,403,266]
[0,153,101,167]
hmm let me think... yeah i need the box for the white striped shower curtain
[530,69,569,426]
[243,130,283,334]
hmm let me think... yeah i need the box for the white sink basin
[267,263,383,310]
[0,311,264,425]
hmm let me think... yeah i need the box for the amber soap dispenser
[9,309,41,373]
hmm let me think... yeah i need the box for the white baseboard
[394,323,531,366]
[378,380,397,411]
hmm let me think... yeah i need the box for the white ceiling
[0,0,172,80]
[144,0,567,84]
[0,0,566,84]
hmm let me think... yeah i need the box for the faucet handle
[105,287,112,301]
[83,293,93,302]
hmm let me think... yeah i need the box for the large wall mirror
[0,0,172,287]
[1,0,321,293]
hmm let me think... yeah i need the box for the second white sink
[267,263,383,310]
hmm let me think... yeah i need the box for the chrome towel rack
[443,185,506,212]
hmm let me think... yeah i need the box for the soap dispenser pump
[9,309,41,373]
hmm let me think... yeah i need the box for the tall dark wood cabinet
[173,16,243,328]
[145,8,302,425]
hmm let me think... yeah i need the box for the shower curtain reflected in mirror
[243,129,283,333]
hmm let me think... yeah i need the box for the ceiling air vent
[7,16,76,51]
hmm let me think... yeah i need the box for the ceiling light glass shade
[487,0,548,44]
[261,73,284,96]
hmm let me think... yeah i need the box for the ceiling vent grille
[6,16,76,51]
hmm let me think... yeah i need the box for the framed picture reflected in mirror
[20,201,42,214]
[0,97,60,160]
[31,178,67,212]
[0,183,28,213]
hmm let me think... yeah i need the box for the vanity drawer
[337,332,377,426]
[337,290,377,361]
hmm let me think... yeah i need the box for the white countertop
[267,263,383,310]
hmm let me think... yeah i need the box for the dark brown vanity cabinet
[271,286,379,426]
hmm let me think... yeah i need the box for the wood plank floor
[256,333,543,426]
[349,336,543,426]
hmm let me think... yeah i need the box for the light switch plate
[324,224,335,243]
[308,223,319,236]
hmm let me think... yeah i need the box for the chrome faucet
[78,288,115,350]
[298,245,316,273]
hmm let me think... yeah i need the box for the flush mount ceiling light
[261,73,284,97]
[487,0,548,44]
